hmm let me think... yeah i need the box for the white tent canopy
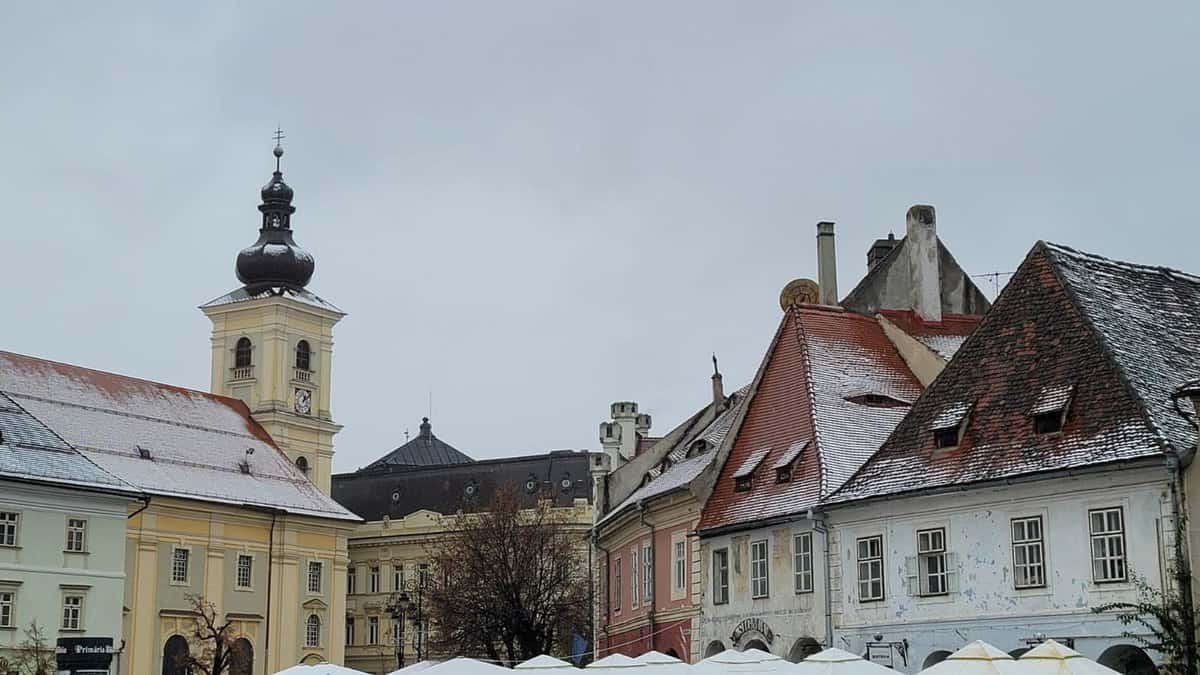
[795,648,897,675]
[692,648,792,673]
[273,664,370,675]
[515,655,577,670]
[1019,640,1123,675]
[587,653,649,671]
[634,651,689,670]
[423,657,513,674]
[918,641,1024,675]
[387,661,439,675]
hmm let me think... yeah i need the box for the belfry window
[235,338,253,368]
[296,456,310,474]
[296,340,311,371]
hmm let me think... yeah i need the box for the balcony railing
[230,366,253,381]
[294,368,312,383]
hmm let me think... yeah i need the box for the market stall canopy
[274,664,369,675]
[423,657,512,674]
[634,651,689,670]
[692,648,791,673]
[1019,640,1122,675]
[388,661,439,675]
[794,648,895,675]
[919,641,1023,675]
[515,655,577,670]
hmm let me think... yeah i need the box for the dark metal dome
[235,144,315,289]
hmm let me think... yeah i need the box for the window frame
[367,616,380,645]
[613,558,622,613]
[393,564,404,593]
[0,511,19,547]
[712,548,730,605]
[345,617,355,646]
[642,543,653,603]
[1011,516,1046,590]
[61,594,84,631]
[236,553,254,590]
[917,528,949,596]
[305,614,321,648]
[794,532,814,594]
[369,566,380,594]
[750,539,770,599]
[171,547,191,585]
[235,337,253,368]
[65,518,87,553]
[0,590,14,628]
[630,548,639,609]
[857,535,885,602]
[347,565,357,595]
[1089,507,1128,583]
[672,540,687,593]
[296,340,312,371]
[307,560,324,594]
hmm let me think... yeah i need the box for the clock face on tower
[294,388,311,415]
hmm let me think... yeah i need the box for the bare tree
[428,483,591,666]
[3,621,55,675]
[177,595,238,675]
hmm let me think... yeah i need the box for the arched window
[235,338,252,368]
[162,634,191,675]
[229,638,253,675]
[295,340,311,371]
[305,614,321,648]
[295,456,309,474]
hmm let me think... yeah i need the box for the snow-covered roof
[0,351,358,521]
[201,285,344,315]
[1031,384,1074,416]
[931,402,972,430]
[772,440,808,470]
[732,447,771,479]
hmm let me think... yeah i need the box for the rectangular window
[418,563,429,588]
[642,543,653,603]
[392,621,401,646]
[750,539,769,598]
[62,595,83,630]
[1012,516,1046,589]
[171,548,190,584]
[65,518,87,552]
[917,528,948,596]
[308,561,323,594]
[1090,507,1127,582]
[394,565,404,592]
[235,554,253,589]
[347,566,357,595]
[0,591,13,628]
[0,512,18,547]
[368,616,379,645]
[345,617,355,646]
[631,549,639,608]
[613,558,622,612]
[369,566,380,593]
[712,548,729,605]
[857,536,884,601]
[673,540,686,592]
[794,532,814,594]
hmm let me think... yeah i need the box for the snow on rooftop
[772,440,808,470]
[931,402,972,431]
[732,446,771,479]
[201,285,343,314]
[1031,384,1074,416]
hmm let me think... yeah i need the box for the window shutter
[946,553,960,594]
[905,555,918,596]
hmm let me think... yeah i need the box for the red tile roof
[832,242,1188,503]
[878,309,979,360]
[698,305,923,533]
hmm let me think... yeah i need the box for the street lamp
[386,574,429,670]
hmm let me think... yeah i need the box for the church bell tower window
[296,340,311,371]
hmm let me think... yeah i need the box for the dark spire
[419,417,433,440]
[235,132,315,290]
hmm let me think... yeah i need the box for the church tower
[201,138,345,494]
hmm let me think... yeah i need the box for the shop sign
[55,637,115,672]
[730,618,775,645]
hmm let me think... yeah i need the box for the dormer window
[235,338,253,368]
[732,447,771,492]
[296,340,311,371]
[1031,384,1073,435]
[933,427,960,449]
[931,402,971,449]
[773,440,808,484]
[845,393,911,408]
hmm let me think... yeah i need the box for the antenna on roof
[971,271,1015,298]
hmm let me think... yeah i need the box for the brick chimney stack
[816,222,838,306]
[905,205,942,323]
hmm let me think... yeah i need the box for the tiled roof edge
[793,309,829,498]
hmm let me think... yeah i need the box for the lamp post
[386,591,410,670]
[386,572,429,670]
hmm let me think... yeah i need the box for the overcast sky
[2,2,1197,471]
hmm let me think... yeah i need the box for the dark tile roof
[332,450,595,521]
[0,351,358,520]
[698,306,923,533]
[831,241,1192,503]
[362,418,473,469]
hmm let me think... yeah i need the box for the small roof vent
[136,445,152,460]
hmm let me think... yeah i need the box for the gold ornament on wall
[779,278,820,311]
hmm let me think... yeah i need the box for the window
[236,554,253,589]
[613,558,622,612]
[0,591,13,628]
[631,549,639,608]
[857,536,884,601]
[794,532,813,594]
[1034,412,1063,434]
[65,518,87,552]
[933,427,959,449]
[750,540,769,598]
[418,563,429,588]
[673,541,686,592]
[295,456,309,474]
[775,466,792,483]
[296,340,311,371]
[235,338,252,368]
[345,617,355,646]
[712,549,730,605]
[171,548,190,584]
[369,566,380,594]
[392,622,401,647]
[1012,517,1046,589]
[307,561,323,594]
[393,565,404,592]
[347,566,357,595]
[917,528,948,596]
[368,616,379,645]
[1090,507,1127,582]
[735,475,753,492]
[62,595,83,630]
[305,615,321,648]
[0,512,18,547]
[642,544,653,603]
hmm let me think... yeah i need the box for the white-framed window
[418,563,430,588]
[393,564,404,592]
[307,561,323,594]
[857,536,884,601]
[672,540,686,592]
[613,558,622,612]
[369,566,380,594]
[347,566,357,595]
[1090,507,1127,582]
[171,547,190,584]
[392,621,401,646]
[305,614,321,648]
[0,590,13,628]
[1012,516,1046,589]
[345,617,355,646]
[631,549,639,609]
[368,616,379,645]
[0,512,19,547]
[794,532,813,594]
[917,528,948,596]
[712,548,729,605]
[750,539,769,598]
[61,594,84,630]
[65,518,87,553]
[236,554,253,589]
[642,543,653,603]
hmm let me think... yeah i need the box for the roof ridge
[792,309,828,498]
[1043,241,1200,286]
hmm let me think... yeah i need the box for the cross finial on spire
[272,126,286,171]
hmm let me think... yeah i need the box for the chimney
[816,221,838,306]
[905,205,942,322]
[867,232,898,271]
[599,401,642,466]
[711,355,725,409]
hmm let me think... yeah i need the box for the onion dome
[235,142,315,290]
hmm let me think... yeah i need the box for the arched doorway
[788,637,822,663]
[1098,645,1158,675]
[162,635,191,675]
[923,650,953,669]
[743,639,769,652]
[704,641,726,658]
[229,637,253,675]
